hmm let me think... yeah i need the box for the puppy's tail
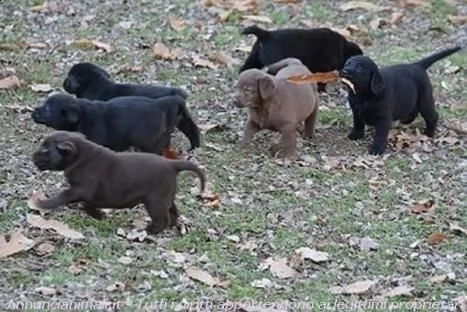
[171,160,206,194]
[415,46,461,70]
[176,101,201,150]
[241,25,270,40]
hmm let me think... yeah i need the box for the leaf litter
[27,214,85,240]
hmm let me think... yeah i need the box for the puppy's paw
[369,144,386,156]
[83,206,106,220]
[146,222,167,235]
[348,129,365,140]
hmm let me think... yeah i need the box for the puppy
[239,25,363,92]
[63,62,200,150]
[234,58,319,159]
[339,46,462,155]
[32,131,206,234]
[32,93,189,154]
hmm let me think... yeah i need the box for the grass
[1,0,466,310]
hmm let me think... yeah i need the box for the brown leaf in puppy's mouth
[286,71,356,93]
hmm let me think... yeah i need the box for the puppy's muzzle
[339,68,352,79]
[31,108,46,123]
[32,152,51,171]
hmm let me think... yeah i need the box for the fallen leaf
[457,296,467,312]
[250,278,274,288]
[106,282,127,292]
[226,234,240,243]
[330,280,377,295]
[425,232,448,245]
[294,247,330,263]
[184,266,230,287]
[410,199,434,214]
[152,42,172,59]
[370,17,387,30]
[0,75,21,90]
[167,251,186,264]
[429,274,447,284]
[0,43,25,51]
[118,256,133,264]
[30,2,57,13]
[200,192,221,208]
[68,39,112,53]
[35,286,57,296]
[27,190,51,215]
[398,0,430,8]
[241,15,273,23]
[261,257,297,279]
[36,242,55,255]
[198,123,229,133]
[27,214,85,240]
[382,285,414,297]
[213,51,240,66]
[30,83,53,92]
[116,65,145,74]
[0,231,35,257]
[447,15,467,25]
[339,1,388,12]
[90,40,112,53]
[359,236,379,251]
[27,42,49,49]
[168,18,185,31]
[162,146,180,159]
[287,71,340,84]
[126,229,148,242]
[192,55,218,69]
[390,11,405,24]
[446,221,467,236]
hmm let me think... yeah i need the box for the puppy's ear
[62,107,80,124]
[258,76,276,99]
[370,70,385,95]
[55,140,77,155]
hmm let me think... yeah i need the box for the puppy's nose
[339,68,351,78]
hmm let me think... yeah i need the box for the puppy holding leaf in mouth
[233,58,319,160]
[31,131,206,235]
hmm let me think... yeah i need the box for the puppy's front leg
[38,188,86,210]
[370,119,391,155]
[348,99,365,140]
[278,125,297,159]
[242,119,260,147]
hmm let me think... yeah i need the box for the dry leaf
[153,42,172,59]
[68,39,112,53]
[36,242,55,255]
[294,247,330,263]
[447,15,467,25]
[287,71,356,93]
[117,256,133,264]
[27,190,50,215]
[116,65,145,74]
[250,278,274,289]
[213,51,240,66]
[168,18,186,31]
[370,17,387,30]
[30,2,57,13]
[68,259,87,274]
[0,75,21,90]
[457,296,467,312]
[410,199,434,214]
[425,232,448,245]
[359,236,379,251]
[27,214,85,240]
[0,43,25,51]
[27,42,49,49]
[106,282,127,292]
[201,192,221,208]
[262,257,297,279]
[184,266,230,287]
[430,274,447,284]
[382,285,414,297]
[35,286,57,296]
[398,0,430,8]
[0,231,35,257]
[91,40,112,53]
[192,55,218,69]
[162,146,180,159]
[242,15,273,24]
[30,83,53,92]
[339,1,388,12]
[390,12,405,24]
[330,280,377,295]
[446,222,467,236]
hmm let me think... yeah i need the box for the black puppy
[239,25,363,92]
[339,46,462,155]
[32,93,190,154]
[63,62,200,150]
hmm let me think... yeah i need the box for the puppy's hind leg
[303,105,319,139]
[144,197,171,235]
[82,204,106,220]
[418,89,438,137]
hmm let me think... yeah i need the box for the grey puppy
[32,131,206,235]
